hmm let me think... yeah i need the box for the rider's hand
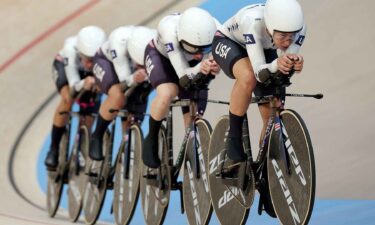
[209,58,221,75]
[290,54,304,73]
[200,59,212,75]
[133,68,147,83]
[277,54,295,74]
[83,76,95,90]
[179,74,192,89]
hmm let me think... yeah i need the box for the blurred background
[1,0,375,224]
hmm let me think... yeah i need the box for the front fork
[274,113,292,175]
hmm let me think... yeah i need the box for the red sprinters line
[0,0,100,74]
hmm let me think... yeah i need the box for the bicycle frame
[166,97,203,179]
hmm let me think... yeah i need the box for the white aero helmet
[264,0,304,35]
[177,7,217,53]
[76,25,106,57]
[109,25,135,45]
[127,26,156,65]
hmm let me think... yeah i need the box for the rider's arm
[242,16,276,82]
[62,37,85,92]
[286,24,307,54]
[108,32,135,87]
[166,38,200,78]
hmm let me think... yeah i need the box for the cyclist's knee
[239,71,257,90]
[157,88,177,103]
[61,95,73,108]
[111,90,126,108]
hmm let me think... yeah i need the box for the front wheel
[267,109,316,225]
[46,128,69,217]
[83,130,112,225]
[183,119,213,225]
[140,125,170,225]
[113,124,142,225]
[67,125,89,222]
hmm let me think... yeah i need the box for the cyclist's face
[272,31,296,50]
[79,53,94,70]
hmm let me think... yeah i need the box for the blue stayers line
[37,0,375,224]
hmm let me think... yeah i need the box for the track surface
[1,0,375,224]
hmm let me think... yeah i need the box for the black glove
[179,75,192,89]
[192,73,215,90]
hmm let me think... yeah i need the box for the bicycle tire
[83,129,112,225]
[140,125,170,225]
[208,115,253,225]
[113,124,143,225]
[267,109,316,225]
[46,128,69,217]
[67,125,90,222]
[183,118,213,225]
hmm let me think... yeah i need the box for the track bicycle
[140,74,217,225]
[83,82,151,225]
[208,72,323,225]
[47,96,98,219]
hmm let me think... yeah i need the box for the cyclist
[211,0,306,163]
[142,7,221,169]
[44,26,106,170]
[89,26,155,161]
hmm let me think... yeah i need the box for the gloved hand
[179,74,192,89]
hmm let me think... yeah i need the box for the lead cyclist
[211,0,307,164]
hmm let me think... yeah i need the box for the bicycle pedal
[145,178,159,187]
[62,173,69,184]
[48,171,60,182]
[46,166,57,172]
[86,171,98,177]
[220,177,239,187]
[216,166,239,179]
[107,181,114,190]
[88,174,100,184]
[143,173,157,179]
[171,181,182,191]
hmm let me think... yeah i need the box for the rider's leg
[227,57,257,162]
[45,85,73,168]
[89,84,124,160]
[143,83,178,168]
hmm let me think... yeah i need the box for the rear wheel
[140,126,170,225]
[208,116,254,225]
[183,119,213,225]
[67,125,89,221]
[113,124,142,225]
[267,109,315,225]
[47,129,69,217]
[83,130,112,225]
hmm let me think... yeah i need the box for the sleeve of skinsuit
[241,14,278,82]
[285,24,307,54]
[108,27,135,87]
[159,15,201,79]
[62,37,85,91]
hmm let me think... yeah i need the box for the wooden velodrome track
[0,0,374,224]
